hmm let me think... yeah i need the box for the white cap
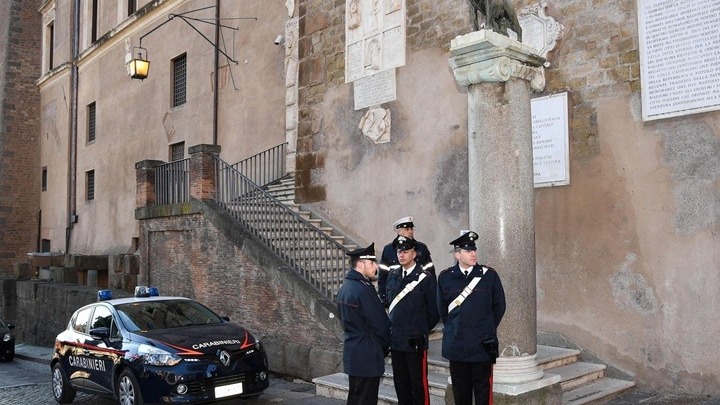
[392,216,414,230]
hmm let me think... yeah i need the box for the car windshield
[114,300,224,331]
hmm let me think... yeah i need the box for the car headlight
[138,344,182,366]
[2,333,11,342]
[254,339,262,351]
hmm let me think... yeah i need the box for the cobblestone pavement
[601,391,720,405]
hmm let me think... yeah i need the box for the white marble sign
[354,69,396,110]
[637,0,720,121]
[345,0,406,83]
[531,92,569,188]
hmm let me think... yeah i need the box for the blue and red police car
[51,287,269,404]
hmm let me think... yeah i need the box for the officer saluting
[386,236,440,405]
[336,243,391,405]
[437,231,506,405]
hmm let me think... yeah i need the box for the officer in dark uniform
[336,243,391,405]
[378,216,434,306]
[385,236,440,405]
[437,231,506,405]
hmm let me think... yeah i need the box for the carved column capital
[449,30,546,91]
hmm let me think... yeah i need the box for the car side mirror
[89,327,110,340]
[6,324,14,329]
[220,316,230,322]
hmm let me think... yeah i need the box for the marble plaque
[354,69,396,110]
[345,0,406,83]
[531,92,569,188]
[638,0,720,121]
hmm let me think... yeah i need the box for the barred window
[91,0,98,43]
[172,54,187,107]
[170,142,185,161]
[88,102,96,142]
[128,0,136,16]
[86,170,95,201]
[47,22,54,71]
[42,167,48,191]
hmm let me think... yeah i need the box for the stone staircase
[262,175,358,251]
[313,339,635,405]
[258,174,635,404]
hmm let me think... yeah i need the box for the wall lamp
[127,46,150,80]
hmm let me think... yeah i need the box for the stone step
[562,378,635,405]
[537,345,581,369]
[380,364,449,397]
[313,372,446,405]
[551,362,606,391]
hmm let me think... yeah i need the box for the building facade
[2,0,718,395]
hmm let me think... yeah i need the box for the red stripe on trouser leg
[423,350,430,405]
[488,365,494,405]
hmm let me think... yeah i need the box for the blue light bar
[148,287,159,297]
[98,290,113,301]
[135,286,160,297]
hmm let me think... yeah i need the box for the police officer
[386,236,440,405]
[336,243,391,405]
[378,216,434,305]
[437,231,506,405]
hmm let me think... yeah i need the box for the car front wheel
[117,369,143,405]
[51,363,76,403]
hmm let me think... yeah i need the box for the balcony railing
[155,159,190,205]
[230,143,287,188]
[214,156,348,302]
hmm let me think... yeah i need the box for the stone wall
[137,200,344,380]
[0,0,42,275]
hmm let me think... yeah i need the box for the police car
[0,317,14,361]
[51,287,269,404]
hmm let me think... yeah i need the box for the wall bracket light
[127,46,150,80]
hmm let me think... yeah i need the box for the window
[41,239,51,253]
[87,102,96,142]
[90,306,120,339]
[72,307,94,334]
[170,142,185,161]
[91,0,98,43]
[47,22,54,71]
[86,170,95,201]
[128,0,136,16]
[42,167,48,191]
[172,54,187,107]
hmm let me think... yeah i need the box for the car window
[72,307,94,334]
[90,305,120,339]
[115,300,223,331]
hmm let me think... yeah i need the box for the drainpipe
[213,0,220,145]
[66,0,80,253]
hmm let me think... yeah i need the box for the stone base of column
[494,354,544,384]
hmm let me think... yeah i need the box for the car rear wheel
[52,363,76,403]
[117,370,143,405]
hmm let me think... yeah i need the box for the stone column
[449,30,561,401]
[188,144,221,200]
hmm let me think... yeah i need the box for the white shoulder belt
[448,267,487,313]
[388,273,427,314]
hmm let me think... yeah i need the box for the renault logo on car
[219,350,231,367]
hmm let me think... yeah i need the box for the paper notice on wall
[531,92,570,188]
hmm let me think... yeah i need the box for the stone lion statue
[468,0,523,42]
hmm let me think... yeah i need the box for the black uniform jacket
[386,265,440,352]
[437,264,506,362]
[378,237,434,305]
[336,269,391,377]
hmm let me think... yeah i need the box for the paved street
[0,357,344,405]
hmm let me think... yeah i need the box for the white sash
[388,273,427,314]
[447,267,487,313]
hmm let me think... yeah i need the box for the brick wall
[138,202,343,379]
[0,0,42,274]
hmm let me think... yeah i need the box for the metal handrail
[230,143,287,188]
[214,156,349,302]
[155,159,190,205]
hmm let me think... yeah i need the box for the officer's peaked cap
[393,216,414,229]
[396,236,417,251]
[450,231,478,251]
[347,243,377,261]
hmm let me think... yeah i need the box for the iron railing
[214,156,348,302]
[155,159,190,205]
[230,143,287,188]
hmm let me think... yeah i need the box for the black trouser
[391,349,430,405]
[449,360,493,405]
[347,375,381,405]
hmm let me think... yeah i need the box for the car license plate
[215,382,243,398]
